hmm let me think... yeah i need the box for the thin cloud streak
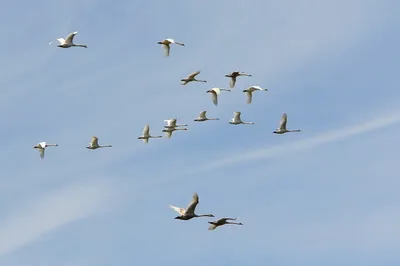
[200,110,400,171]
[0,180,115,258]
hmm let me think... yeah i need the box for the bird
[194,111,219,122]
[229,112,255,125]
[157,38,185,56]
[33,142,58,159]
[162,127,188,138]
[86,136,112,149]
[169,192,214,220]
[163,118,188,129]
[55,31,87,48]
[181,71,207,85]
[208,217,243,230]
[243,85,268,104]
[273,113,301,134]
[206,88,231,106]
[225,71,252,88]
[138,124,163,143]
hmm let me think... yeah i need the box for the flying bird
[208,217,243,230]
[55,31,87,48]
[157,38,185,56]
[162,127,188,138]
[163,118,188,129]
[181,71,207,85]
[194,111,219,122]
[273,113,301,134]
[229,112,255,125]
[243,85,268,104]
[169,192,214,220]
[138,124,162,143]
[33,142,58,159]
[86,136,112,149]
[206,88,231,106]
[225,71,252,88]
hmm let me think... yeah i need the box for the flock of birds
[37,31,302,230]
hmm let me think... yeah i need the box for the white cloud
[200,110,400,171]
[0,180,115,258]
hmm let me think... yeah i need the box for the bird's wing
[142,124,150,136]
[56,38,65,44]
[91,136,99,147]
[230,77,236,88]
[181,80,189,85]
[246,91,252,104]
[165,130,173,138]
[185,192,199,215]
[39,142,46,148]
[208,224,218,230]
[169,205,186,215]
[165,38,174,43]
[163,44,170,56]
[234,112,241,121]
[188,71,200,79]
[64,31,78,44]
[169,118,177,126]
[279,113,288,130]
[142,138,149,144]
[199,111,207,119]
[211,92,218,106]
[39,148,45,159]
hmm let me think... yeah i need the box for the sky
[0,0,399,265]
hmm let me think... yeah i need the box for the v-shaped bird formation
[40,31,304,230]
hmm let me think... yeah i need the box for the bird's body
[162,127,188,138]
[229,112,254,125]
[225,71,252,88]
[56,31,87,48]
[138,124,163,143]
[157,38,185,56]
[86,136,112,149]
[208,217,243,230]
[194,111,219,122]
[163,118,188,129]
[206,88,231,106]
[181,71,207,85]
[169,193,214,220]
[33,142,58,159]
[273,113,301,134]
[243,85,268,104]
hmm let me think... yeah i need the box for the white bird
[208,217,243,230]
[157,38,185,56]
[86,136,112,149]
[33,142,58,159]
[273,113,301,134]
[194,111,219,122]
[56,31,87,48]
[137,124,162,143]
[243,85,268,104]
[162,127,188,138]
[229,112,254,125]
[169,192,214,220]
[181,71,207,85]
[163,118,188,129]
[225,71,252,88]
[206,88,231,106]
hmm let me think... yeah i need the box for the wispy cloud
[0,180,115,258]
[200,110,400,171]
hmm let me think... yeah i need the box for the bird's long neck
[196,214,214,217]
[75,44,87,48]
[195,79,206,82]
[208,118,219,120]
[174,128,187,131]
[242,122,254,124]
[151,136,163,138]
[288,129,301,132]
[99,145,112,147]
[46,144,58,146]
[226,222,243,225]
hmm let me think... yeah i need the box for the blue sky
[0,0,399,265]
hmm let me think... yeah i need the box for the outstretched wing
[199,111,207,119]
[142,124,150,136]
[91,136,99,147]
[164,130,173,138]
[246,91,252,104]
[163,44,170,56]
[229,77,236,88]
[185,192,199,215]
[169,205,186,215]
[64,31,78,44]
[187,71,200,79]
[39,148,45,159]
[279,113,288,130]
[208,224,218,230]
[234,112,241,121]
[56,38,65,44]
[210,92,218,106]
